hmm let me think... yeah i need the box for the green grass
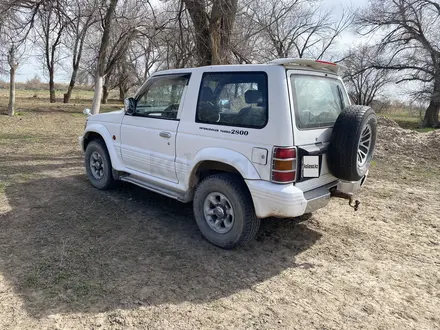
[385,113,422,130]
[0,133,38,140]
[414,127,436,132]
[71,113,86,117]
[384,113,440,131]
[0,182,6,194]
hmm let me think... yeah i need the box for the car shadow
[0,174,321,317]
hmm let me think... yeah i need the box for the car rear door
[287,70,350,189]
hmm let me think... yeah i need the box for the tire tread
[193,173,260,249]
[328,105,377,181]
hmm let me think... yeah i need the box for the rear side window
[196,72,268,129]
[291,75,349,129]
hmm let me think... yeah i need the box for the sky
[5,0,369,83]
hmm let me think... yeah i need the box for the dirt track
[0,110,439,329]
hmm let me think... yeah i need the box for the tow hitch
[330,188,361,211]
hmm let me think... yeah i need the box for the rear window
[196,72,268,129]
[290,75,349,129]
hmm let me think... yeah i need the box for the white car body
[80,59,365,219]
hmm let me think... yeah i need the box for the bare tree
[35,0,68,103]
[245,0,353,62]
[155,1,197,69]
[63,0,99,103]
[6,45,20,116]
[99,57,137,102]
[90,0,155,113]
[183,0,239,66]
[90,0,119,114]
[0,5,27,116]
[129,36,163,81]
[358,0,440,127]
[343,45,392,107]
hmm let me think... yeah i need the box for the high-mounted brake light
[315,60,337,66]
[272,147,297,184]
[268,58,346,75]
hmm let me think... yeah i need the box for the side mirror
[83,108,92,116]
[218,99,230,112]
[124,97,136,114]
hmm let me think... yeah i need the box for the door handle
[159,131,171,138]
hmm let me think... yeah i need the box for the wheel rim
[358,123,372,167]
[203,192,235,234]
[89,151,105,180]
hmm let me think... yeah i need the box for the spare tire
[328,105,377,182]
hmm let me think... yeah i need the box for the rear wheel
[84,140,117,190]
[193,173,260,249]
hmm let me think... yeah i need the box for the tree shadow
[0,174,321,317]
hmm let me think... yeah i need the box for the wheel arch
[185,148,261,192]
[82,124,124,170]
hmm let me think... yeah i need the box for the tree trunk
[210,25,221,65]
[423,99,440,128]
[183,0,212,66]
[183,0,238,66]
[90,0,119,114]
[119,85,127,101]
[8,66,16,116]
[102,85,109,104]
[91,76,104,115]
[64,66,78,103]
[49,68,56,103]
[423,77,440,128]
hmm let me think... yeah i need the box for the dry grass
[0,98,439,329]
[0,90,123,116]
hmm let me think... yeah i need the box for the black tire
[193,173,260,249]
[328,105,377,181]
[84,139,117,190]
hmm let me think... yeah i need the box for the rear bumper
[246,176,366,219]
[246,180,337,218]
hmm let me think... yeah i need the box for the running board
[120,176,185,201]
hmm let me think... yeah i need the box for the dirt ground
[0,105,439,330]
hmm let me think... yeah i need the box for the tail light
[271,147,297,183]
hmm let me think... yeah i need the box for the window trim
[289,73,348,131]
[131,73,191,121]
[195,71,269,129]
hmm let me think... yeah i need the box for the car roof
[151,64,272,76]
[151,58,346,77]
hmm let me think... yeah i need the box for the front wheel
[193,173,260,249]
[84,140,117,190]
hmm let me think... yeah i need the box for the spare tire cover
[328,105,377,182]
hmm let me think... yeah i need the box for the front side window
[196,72,268,128]
[291,75,349,129]
[135,75,189,119]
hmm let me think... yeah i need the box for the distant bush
[0,76,94,93]
[23,75,44,90]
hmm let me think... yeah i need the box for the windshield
[290,75,349,129]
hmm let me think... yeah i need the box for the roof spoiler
[268,58,347,75]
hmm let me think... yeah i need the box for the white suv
[80,59,377,248]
